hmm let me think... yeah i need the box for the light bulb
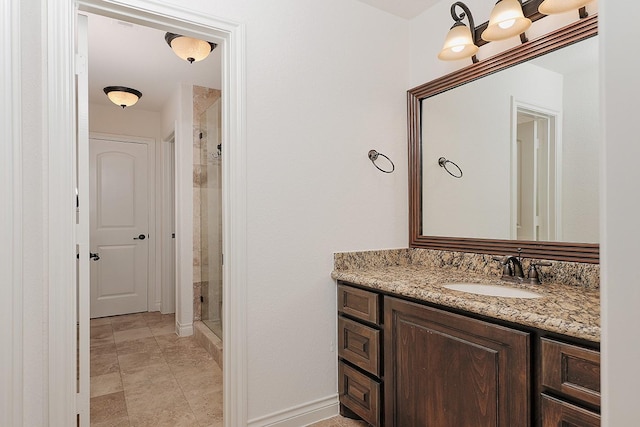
[499,19,516,29]
[451,45,465,53]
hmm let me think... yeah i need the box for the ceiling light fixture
[481,0,531,42]
[164,33,217,64]
[438,2,479,63]
[103,86,142,109]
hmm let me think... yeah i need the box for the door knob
[89,252,100,261]
[133,234,146,240]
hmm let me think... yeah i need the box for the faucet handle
[492,256,513,278]
[527,261,552,285]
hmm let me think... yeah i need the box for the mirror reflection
[421,36,599,244]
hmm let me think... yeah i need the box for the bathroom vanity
[334,250,600,427]
[337,11,603,426]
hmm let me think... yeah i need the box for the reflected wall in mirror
[409,15,599,262]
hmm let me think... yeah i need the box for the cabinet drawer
[541,394,600,426]
[541,338,600,407]
[338,316,381,376]
[338,284,380,325]
[339,361,381,427]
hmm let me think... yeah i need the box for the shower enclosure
[199,98,223,339]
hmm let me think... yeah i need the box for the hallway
[90,312,223,426]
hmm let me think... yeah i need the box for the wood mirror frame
[408,14,598,263]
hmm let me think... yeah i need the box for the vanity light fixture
[437,0,593,63]
[538,0,591,18]
[481,0,531,42]
[103,86,142,109]
[438,2,479,63]
[165,32,217,64]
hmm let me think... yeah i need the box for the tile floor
[308,416,369,427]
[90,312,368,427]
[90,312,222,427]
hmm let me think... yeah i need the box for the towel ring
[438,157,463,178]
[368,150,395,174]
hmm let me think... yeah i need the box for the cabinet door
[541,394,600,426]
[384,297,530,427]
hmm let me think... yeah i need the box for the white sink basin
[443,283,542,299]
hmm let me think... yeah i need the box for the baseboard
[176,320,193,336]
[248,394,339,427]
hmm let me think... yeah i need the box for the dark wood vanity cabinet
[539,338,601,426]
[337,282,601,427]
[384,296,530,427]
[338,284,383,426]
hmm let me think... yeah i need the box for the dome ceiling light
[103,86,142,109]
[164,32,217,64]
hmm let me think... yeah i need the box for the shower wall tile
[192,85,222,323]
[193,282,202,322]
[193,86,221,119]
[193,164,207,187]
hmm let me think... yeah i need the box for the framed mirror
[408,15,598,263]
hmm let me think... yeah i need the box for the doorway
[72,3,247,425]
[512,104,562,241]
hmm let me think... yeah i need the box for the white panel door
[90,138,149,318]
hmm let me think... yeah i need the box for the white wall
[89,102,163,139]
[600,0,640,425]
[205,1,409,421]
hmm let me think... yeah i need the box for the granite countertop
[332,265,600,342]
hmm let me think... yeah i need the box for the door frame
[47,1,248,426]
[510,97,563,241]
[89,132,158,316]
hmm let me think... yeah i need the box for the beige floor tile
[113,327,153,344]
[91,342,118,356]
[150,323,176,336]
[124,377,186,414]
[116,336,162,356]
[111,315,148,332]
[90,317,113,327]
[128,405,199,427]
[118,351,166,374]
[155,334,201,350]
[307,416,369,427]
[91,324,114,339]
[90,417,131,427]
[176,368,222,400]
[91,351,120,377]
[91,335,116,349]
[163,343,211,365]
[90,372,123,398]
[90,312,219,427]
[307,419,341,427]
[186,390,223,426]
[119,362,174,391]
[90,391,128,424]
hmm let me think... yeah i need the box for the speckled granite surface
[332,249,600,342]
